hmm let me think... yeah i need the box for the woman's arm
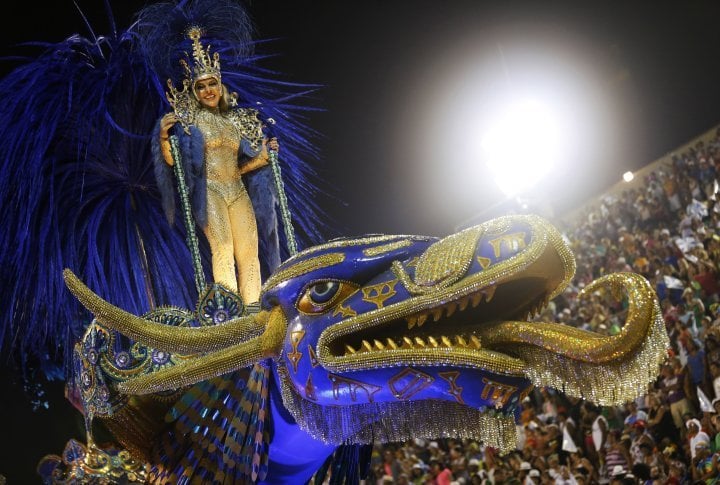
[239,138,277,175]
[159,113,178,166]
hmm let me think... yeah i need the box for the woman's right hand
[159,113,178,167]
[160,112,178,139]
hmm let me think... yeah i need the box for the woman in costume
[0,0,325,380]
[155,28,278,304]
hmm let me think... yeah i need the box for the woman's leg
[204,185,238,293]
[227,189,261,303]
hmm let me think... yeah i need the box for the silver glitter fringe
[276,365,518,455]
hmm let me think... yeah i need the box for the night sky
[4,1,720,235]
[2,0,720,480]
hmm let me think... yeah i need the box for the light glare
[623,171,634,182]
[481,99,562,197]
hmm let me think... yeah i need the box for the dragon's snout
[314,216,667,406]
[317,216,573,375]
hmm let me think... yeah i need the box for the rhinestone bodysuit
[195,109,265,302]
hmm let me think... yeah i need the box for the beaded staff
[168,135,206,294]
[268,147,297,256]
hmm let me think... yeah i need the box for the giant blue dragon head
[64,215,668,453]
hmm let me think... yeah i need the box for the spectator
[605,430,632,478]
[687,418,711,461]
[659,364,693,432]
[429,459,452,485]
[623,402,648,427]
[646,392,679,444]
[691,440,719,483]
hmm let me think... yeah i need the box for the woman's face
[194,77,221,109]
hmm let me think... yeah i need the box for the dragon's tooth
[414,336,426,347]
[386,337,399,349]
[458,297,469,312]
[431,308,443,322]
[470,335,482,349]
[428,336,439,347]
[441,335,453,347]
[361,340,373,352]
[416,314,428,327]
[485,285,496,302]
[470,292,483,308]
[406,316,417,330]
[455,335,468,347]
[345,344,357,355]
[373,339,385,350]
[402,337,414,349]
[445,302,457,318]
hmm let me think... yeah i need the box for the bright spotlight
[623,171,634,183]
[481,98,563,197]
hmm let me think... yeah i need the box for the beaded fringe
[277,365,518,455]
[520,301,669,406]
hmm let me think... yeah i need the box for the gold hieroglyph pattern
[307,345,319,368]
[439,371,465,404]
[361,280,399,309]
[388,368,434,400]
[328,373,382,403]
[277,364,518,453]
[480,377,518,409]
[488,232,528,258]
[332,303,357,319]
[288,330,305,373]
[305,374,317,401]
[476,256,492,269]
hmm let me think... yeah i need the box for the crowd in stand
[364,129,720,484]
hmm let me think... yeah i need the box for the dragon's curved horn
[118,306,287,395]
[63,269,264,353]
[478,273,669,405]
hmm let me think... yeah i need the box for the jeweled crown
[166,28,224,131]
[182,27,222,84]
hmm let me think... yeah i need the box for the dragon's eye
[297,280,359,315]
[309,281,338,303]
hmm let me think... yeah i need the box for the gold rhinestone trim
[480,273,668,405]
[362,239,414,257]
[414,226,484,288]
[262,253,346,292]
[117,308,288,395]
[278,234,434,269]
[63,269,264,354]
